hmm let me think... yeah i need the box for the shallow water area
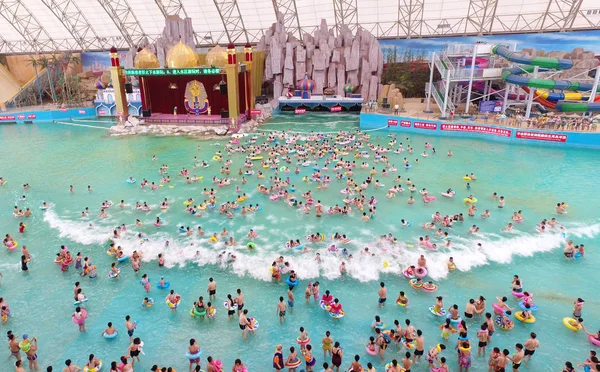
[0,114,599,371]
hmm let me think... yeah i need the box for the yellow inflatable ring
[514,311,536,323]
[463,198,478,204]
[209,237,218,243]
[562,317,582,331]
[212,156,220,161]
[462,176,471,181]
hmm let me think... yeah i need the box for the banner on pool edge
[441,124,511,137]
[0,115,15,120]
[330,106,342,112]
[295,108,306,114]
[516,131,567,143]
[388,119,398,126]
[414,121,437,130]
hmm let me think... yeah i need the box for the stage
[145,113,247,125]
[278,95,363,111]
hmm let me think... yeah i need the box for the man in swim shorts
[239,309,249,341]
[125,315,136,342]
[413,330,424,362]
[523,333,539,364]
[8,333,21,362]
[277,297,287,324]
[287,288,295,313]
[464,299,475,319]
[236,288,245,314]
[207,278,217,301]
[378,282,387,307]
[510,344,524,371]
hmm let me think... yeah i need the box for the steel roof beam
[97,0,148,48]
[213,0,248,44]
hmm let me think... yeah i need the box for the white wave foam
[43,211,600,282]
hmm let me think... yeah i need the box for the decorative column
[244,43,255,110]
[226,42,240,119]
[109,47,129,119]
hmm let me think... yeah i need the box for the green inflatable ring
[279,166,286,172]
[247,242,257,250]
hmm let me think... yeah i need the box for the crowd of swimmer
[0,129,593,372]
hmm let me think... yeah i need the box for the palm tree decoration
[26,55,43,104]
[37,55,57,103]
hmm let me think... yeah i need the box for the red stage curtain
[143,74,229,115]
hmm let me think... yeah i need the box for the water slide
[0,64,23,108]
[492,45,600,112]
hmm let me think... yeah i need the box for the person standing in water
[207,278,217,302]
[523,333,539,364]
[276,296,287,324]
[377,282,387,308]
[239,309,250,341]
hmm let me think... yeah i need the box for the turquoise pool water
[0,113,599,371]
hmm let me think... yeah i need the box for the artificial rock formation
[257,13,383,100]
[381,84,404,110]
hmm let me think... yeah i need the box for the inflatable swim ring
[517,300,538,312]
[365,345,379,356]
[246,242,256,250]
[429,306,446,316]
[166,297,181,308]
[415,267,428,278]
[185,350,203,360]
[495,316,514,330]
[514,311,536,323]
[446,314,462,324]
[156,282,170,289]
[409,279,422,289]
[142,298,155,308]
[562,317,582,331]
[463,197,478,204]
[285,277,298,287]
[103,331,118,339]
[83,360,102,372]
[108,269,120,279]
[422,283,438,293]
[329,310,345,319]
[223,301,238,310]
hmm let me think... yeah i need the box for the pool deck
[360,111,600,149]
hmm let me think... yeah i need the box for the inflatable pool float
[446,314,462,324]
[415,267,428,278]
[126,179,136,184]
[83,360,102,372]
[422,283,438,293]
[463,197,477,204]
[103,331,118,339]
[409,279,422,289]
[562,317,582,331]
[185,349,203,360]
[329,310,345,319]
[108,269,120,279]
[247,317,259,330]
[156,282,170,289]
[285,277,298,287]
[223,301,238,310]
[517,300,538,312]
[117,255,129,263]
[495,316,514,330]
[514,311,536,323]
[429,306,446,316]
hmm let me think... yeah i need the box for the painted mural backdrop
[379,30,600,98]
[81,51,131,74]
[379,30,600,62]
